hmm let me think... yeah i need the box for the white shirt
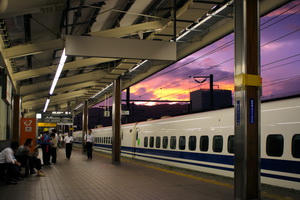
[64,136,73,143]
[85,134,94,143]
[0,147,16,164]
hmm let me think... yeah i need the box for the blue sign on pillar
[236,100,240,125]
[249,98,255,124]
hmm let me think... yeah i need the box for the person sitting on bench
[0,141,23,185]
[17,138,45,177]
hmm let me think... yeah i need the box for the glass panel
[266,134,284,157]
[170,136,176,149]
[179,136,186,150]
[156,136,161,148]
[228,135,234,154]
[213,135,223,153]
[144,137,148,147]
[189,136,196,151]
[150,137,154,148]
[163,136,168,149]
[292,134,300,158]
[200,136,209,152]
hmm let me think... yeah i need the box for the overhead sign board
[1,74,12,105]
[122,110,130,115]
[66,35,177,61]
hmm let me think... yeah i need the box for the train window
[213,135,223,153]
[179,136,186,150]
[292,134,300,158]
[200,136,209,152]
[189,136,196,151]
[170,136,176,149]
[144,137,148,147]
[228,135,234,154]
[163,136,168,149]
[266,134,284,157]
[150,137,154,148]
[156,137,161,148]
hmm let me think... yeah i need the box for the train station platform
[1,147,299,200]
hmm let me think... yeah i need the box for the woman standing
[64,132,73,159]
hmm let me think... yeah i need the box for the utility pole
[193,74,214,109]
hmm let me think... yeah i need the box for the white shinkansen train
[73,96,300,190]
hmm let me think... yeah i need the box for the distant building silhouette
[190,89,232,112]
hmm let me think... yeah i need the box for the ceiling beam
[2,39,64,59]
[20,70,108,96]
[21,80,104,102]
[90,19,169,38]
[23,89,88,108]
[13,57,117,81]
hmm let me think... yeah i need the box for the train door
[132,123,139,158]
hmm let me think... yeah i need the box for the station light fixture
[176,0,232,42]
[90,83,113,99]
[50,48,67,95]
[43,48,67,112]
[129,60,148,72]
[43,98,50,113]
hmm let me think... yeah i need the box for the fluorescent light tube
[43,98,50,112]
[49,48,67,95]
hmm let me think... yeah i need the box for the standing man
[64,132,73,159]
[41,128,51,165]
[84,129,94,159]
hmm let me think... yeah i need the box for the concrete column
[12,95,21,142]
[112,76,121,165]
[82,100,88,153]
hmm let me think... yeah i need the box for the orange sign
[20,118,37,152]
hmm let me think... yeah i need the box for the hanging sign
[1,74,12,105]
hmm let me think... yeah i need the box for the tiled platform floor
[1,147,299,200]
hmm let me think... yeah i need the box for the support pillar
[234,0,261,199]
[112,76,121,165]
[126,87,130,123]
[82,100,88,153]
[12,95,21,142]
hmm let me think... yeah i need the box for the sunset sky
[100,0,300,107]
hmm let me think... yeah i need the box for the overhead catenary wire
[136,4,300,100]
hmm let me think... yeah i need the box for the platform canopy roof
[0,0,291,117]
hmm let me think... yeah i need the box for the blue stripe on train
[86,142,300,182]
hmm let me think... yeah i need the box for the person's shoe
[30,170,36,174]
[17,176,24,181]
[6,180,17,185]
[37,171,45,177]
